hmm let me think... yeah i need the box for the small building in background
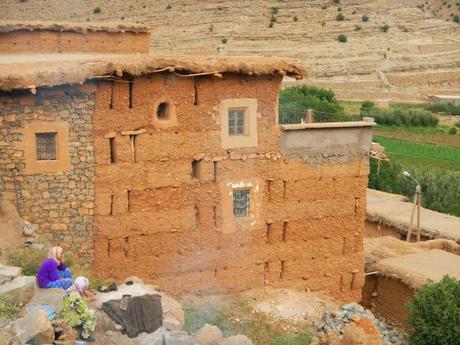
[429,95,460,105]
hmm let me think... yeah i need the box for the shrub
[354,25,362,31]
[0,294,20,320]
[293,16,298,22]
[337,7,342,12]
[427,102,460,115]
[336,13,345,21]
[268,22,274,28]
[166,4,172,10]
[380,23,390,32]
[321,4,327,9]
[405,276,460,345]
[270,14,277,23]
[93,6,101,14]
[362,15,369,22]
[221,38,228,44]
[332,0,340,4]
[360,100,376,114]
[448,126,458,135]
[337,34,347,42]
[362,107,438,127]
[454,120,460,128]
[454,15,460,23]
[271,6,279,14]
[7,248,47,276]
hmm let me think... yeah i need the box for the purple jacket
[36,258,67,288]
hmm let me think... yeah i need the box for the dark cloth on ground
[101,294,162,338]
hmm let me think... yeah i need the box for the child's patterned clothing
[61,291,96,338]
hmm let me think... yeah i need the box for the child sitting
[61,276,96,342]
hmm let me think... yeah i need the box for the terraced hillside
[1,0,460,101]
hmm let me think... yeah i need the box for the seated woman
[61,276,96,342]
[37,246,73,289]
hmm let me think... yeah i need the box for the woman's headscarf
[48,246,63,264]
[66,276,89,295]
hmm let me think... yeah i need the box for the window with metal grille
[36,133,57,160]
[233,189,250,217]
[228,109,246,135]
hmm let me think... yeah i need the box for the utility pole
[404,171,422,242]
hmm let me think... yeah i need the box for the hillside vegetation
[1,0,460,102]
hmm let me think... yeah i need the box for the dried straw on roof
[0,20,150,34]
[0,54,307,91]
[366,188,460,243]
[365,237,460,289]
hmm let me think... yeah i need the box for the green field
[373,136,460,172]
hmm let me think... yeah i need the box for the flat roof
[0,20,150,34]
[0,53,307,91]
[431,95,460,99]
[367,188,460,243]
[374,249,460,289]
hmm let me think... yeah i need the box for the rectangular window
[233,189,250,217]
[228,109,246,136]
[36,133,57,160]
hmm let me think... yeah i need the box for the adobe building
[0,20,374,302]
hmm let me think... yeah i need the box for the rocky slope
[1,0,460,101]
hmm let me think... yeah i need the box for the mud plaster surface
[91,72,368,303]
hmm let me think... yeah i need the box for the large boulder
[219,335,254,345]
[0,276,36,304]
[195,324,223,345]
[0,264,22,285]
[13,309,54,345]
[340,316,382,345]
[27,288,65,314]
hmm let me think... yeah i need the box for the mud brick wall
[91,72,367,302]
[0,30,150,54]
[0,88,95,263]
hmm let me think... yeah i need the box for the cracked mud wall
[91,72,367,303]
[0,30,150,54]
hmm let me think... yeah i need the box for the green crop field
[373,136,460,172]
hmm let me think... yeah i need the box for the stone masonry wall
[91,73,367,302]
[0,87,95,263]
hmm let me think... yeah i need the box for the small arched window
[156,102,169,120]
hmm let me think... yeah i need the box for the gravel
[315,303,408,345]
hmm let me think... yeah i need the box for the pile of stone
[315,303,407,345]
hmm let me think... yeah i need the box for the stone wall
[91,73,368,302]
[0,87,95,263]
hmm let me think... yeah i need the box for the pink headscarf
[66,276,89,295]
